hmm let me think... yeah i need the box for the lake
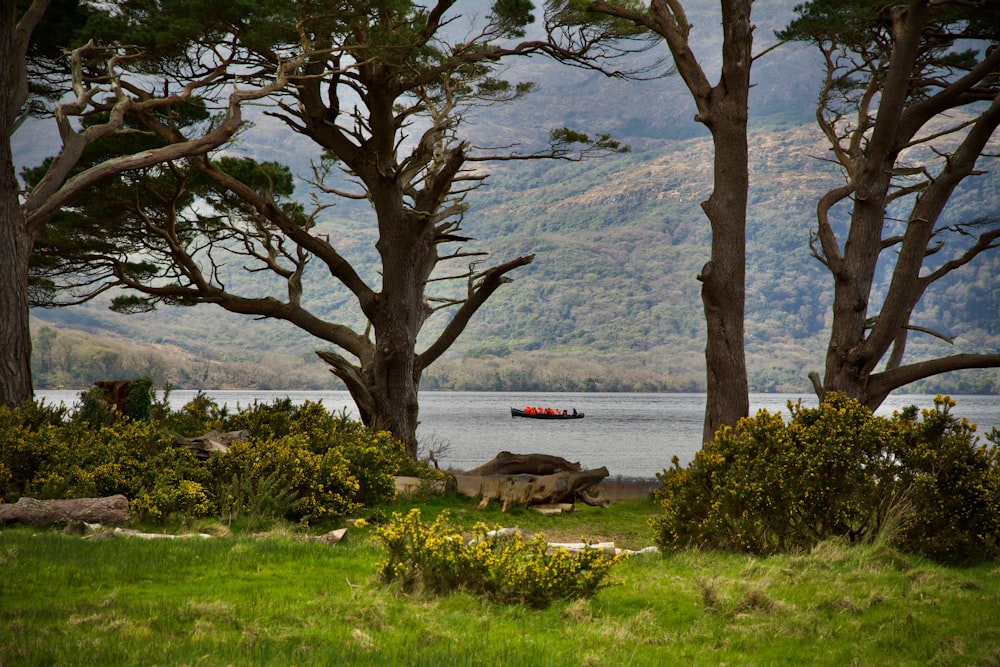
[35,389,1000,479]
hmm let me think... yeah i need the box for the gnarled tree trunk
[0,0,42,408]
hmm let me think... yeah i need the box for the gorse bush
[206,434,360,524]
[220,400,408,505]
[652,394,1000,564]
[889,398,1000,563]
[0,391,412,525]
[375,509,624,608]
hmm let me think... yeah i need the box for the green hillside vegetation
[26,2,1000,395]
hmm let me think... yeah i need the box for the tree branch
[418,253,535,369]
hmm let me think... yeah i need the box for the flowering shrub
[206,434,360,524]
[0,395,409,526]
[890,397,1000,564]
[218,399,406,507]
[131,478,212,521]
[375,509,624,608]
[652,394,1000,563]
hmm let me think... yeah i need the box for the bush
[216,400,406,510]
[652,394,1000,563]
[206,434,360,524]
[0,395,408,526]
[890,398,1000,564]
[375,509,624,608]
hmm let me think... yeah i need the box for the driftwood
[174,429,250,460]
[474,527,660,556]
[453,467,610,511]
[467,451,582,476]
[455,452,609,511]
[0,495,129,526]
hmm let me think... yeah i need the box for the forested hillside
[25,1,1000,395]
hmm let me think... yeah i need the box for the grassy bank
[2,495,999,666]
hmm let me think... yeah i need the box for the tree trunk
[0,2,34,408]
[697,0,752,443]
[365,338,421,458]
[584,0,753,444]
[0,153,33,409]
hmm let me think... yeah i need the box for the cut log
[467,451,582,476]
[0,495,129,526]
[453,467,610,511]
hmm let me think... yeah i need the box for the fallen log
[467,451,582,476]
[0,495,129,526]
[453,467,610,511]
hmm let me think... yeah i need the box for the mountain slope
[25,2,1000,394]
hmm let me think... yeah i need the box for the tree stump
[0,495,129,526]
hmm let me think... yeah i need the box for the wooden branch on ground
[0,495,129,525]
[466,451,582,476]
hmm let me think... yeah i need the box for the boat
[511,407,584,419]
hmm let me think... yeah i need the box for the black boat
[511,407,584,419]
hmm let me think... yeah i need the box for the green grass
[2,495,999,666]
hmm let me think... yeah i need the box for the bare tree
[782,0,1000,409]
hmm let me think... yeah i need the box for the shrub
[216,400,406,509]
[205,434,361,525]
[889,397,1000,564]
[652,394,1000,563]
[156,391,230,437]
[124,377,154,421]
[0,395,414,526]
[652,395,890,555]
[219,468,303,529]
[375,509,624,608]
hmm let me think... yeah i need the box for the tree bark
[692,0,753,443]
[0,142,33,408]
[0,495,129,525]
[0,1,43,408]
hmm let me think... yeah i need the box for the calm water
[36,390,1000,479]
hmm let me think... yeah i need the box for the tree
[29,1,626,457]
[2,0,292,407]
[781,0,1000,409]
[569,0,756,443]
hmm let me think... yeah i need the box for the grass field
[2,494,999,666]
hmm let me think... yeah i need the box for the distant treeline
[31,324,998,395]
[30,326,335,391]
